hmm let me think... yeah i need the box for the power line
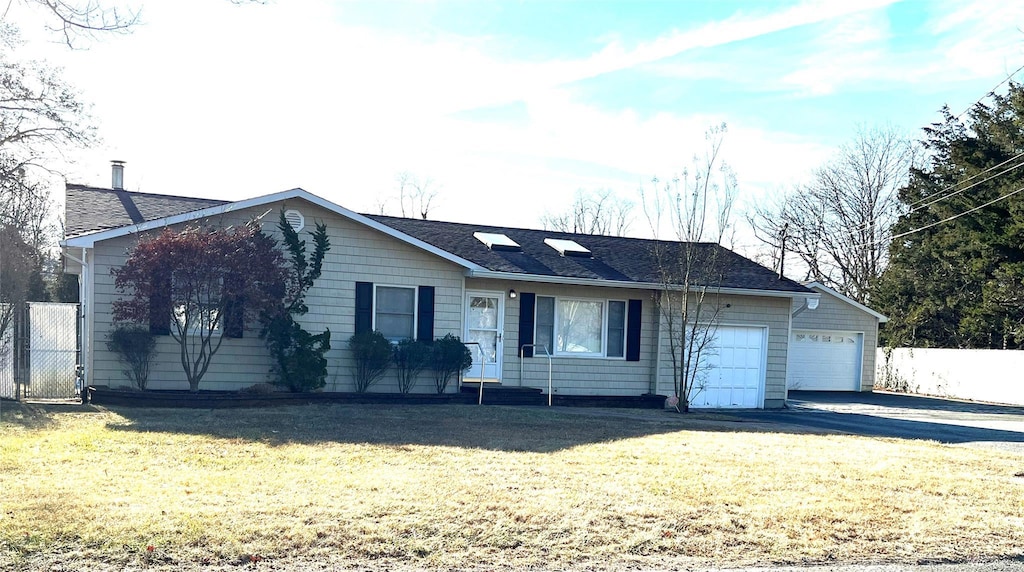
[954,62,1024,120]
[908,153,1024,213]
[861,183,1024,248]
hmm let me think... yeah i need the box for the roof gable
[805,282,889,323]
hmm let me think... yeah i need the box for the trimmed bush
[349,330,391,393]
[430,334,473,394]
[106,326,157,390]
[394,339,431,394]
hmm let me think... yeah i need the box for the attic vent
[474,232,521,252]
[283,209,305,232]
[544,238,591,258]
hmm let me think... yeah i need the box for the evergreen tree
[876,83,1024,348]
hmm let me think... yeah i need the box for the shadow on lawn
[93,401,1024,452]
[0,400,105,430]
[99,403,704,452]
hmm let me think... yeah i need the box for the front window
[535,296,627,358]
[375,285,415,341]
[557,299,603,355]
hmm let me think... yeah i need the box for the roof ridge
[66,183,230,204]
[364,213,730,248]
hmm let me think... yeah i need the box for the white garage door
[788,330,862,391]
[691,326,766,409]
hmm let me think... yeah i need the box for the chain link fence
[0,302,79,400]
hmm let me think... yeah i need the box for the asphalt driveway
[731,390,1024,453]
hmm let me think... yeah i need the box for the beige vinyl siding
[466,278,658,397]
[88,199,465,393]
[652,294,791,409]
[791,289,881,391]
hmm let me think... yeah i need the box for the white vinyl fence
[877,347,1024,406]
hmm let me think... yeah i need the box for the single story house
[62,176,877,408]
[789,282,888,392]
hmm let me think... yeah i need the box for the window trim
[372,284,418,342]
[535,295,628,359]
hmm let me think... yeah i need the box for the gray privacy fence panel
[28,303,79,399]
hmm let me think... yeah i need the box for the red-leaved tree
[112,221,287,391]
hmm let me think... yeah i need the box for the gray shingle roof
[65,184,229,238]
[62,183,810,294]
[367,215,811,294]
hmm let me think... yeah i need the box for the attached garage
[691,325,766,409]
[788,330,863,391]
[789,282,888,392]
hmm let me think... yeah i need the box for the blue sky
[17,0,1024,253]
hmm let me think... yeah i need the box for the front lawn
[0,402,1021,570]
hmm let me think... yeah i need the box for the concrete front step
[460,384,547,406]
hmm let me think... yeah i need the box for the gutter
[467,269,818,300]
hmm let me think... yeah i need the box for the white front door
[464,291,504,381]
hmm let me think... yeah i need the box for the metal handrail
[462,341,487,405]
[519,344,552,406]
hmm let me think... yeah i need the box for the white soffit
[474,232,521,251]
[544,238,591,257]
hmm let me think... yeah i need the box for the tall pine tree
[876,83,1024,348]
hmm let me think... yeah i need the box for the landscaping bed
[87,386,477,408]
[87,386,667,409]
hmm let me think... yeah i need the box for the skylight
[474,232,521,252]
[545,238,591,258]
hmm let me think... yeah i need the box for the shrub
[263,314,331,392]
[430,334,472,394]
[106,326,158,390]
[394,339,430,394]
[349,330,391,393]
[261,210,332,392]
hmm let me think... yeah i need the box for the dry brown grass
[0,401,1022,571]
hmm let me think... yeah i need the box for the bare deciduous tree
[395,171,439,220]
[642,124,736,412]
[18,0,140,48]
[748,125,919,304]
[540,189,634,236]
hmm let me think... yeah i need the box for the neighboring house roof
[368,215,810,295]
[805,281,889,323]
[65,184,229,238]
[63,183,811,296]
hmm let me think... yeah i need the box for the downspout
[791,296,819,319]
[65,247,90,387]
[787,295,818,405]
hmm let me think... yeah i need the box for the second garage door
[691,325,766,409]
[788,330,862,391]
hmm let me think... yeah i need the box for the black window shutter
[417,286,435,342]
[149,273,171,336]
[223,300,244,338]
[518,292,535,358]
[223,275,244,339]
[626,299,642,362]
[355,281,373,335]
